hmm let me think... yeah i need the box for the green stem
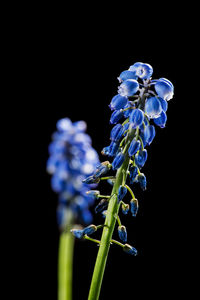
[58,229,75,300]
[88,154,130,300]
[88,88,148,300]
[125,184,136,200]
[84,235,101,244]
[111,239,124,247]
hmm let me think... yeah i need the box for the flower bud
[83,224,97,235]
[118,225,127,242]
[95,198,108,214]
[56,118,73,132]
[109,94,128,110]
[108,141,120,157]
[157,97,168,112]
[145,97,162,119]
[135,149,147,169]
[70,229,84,239]
[123,102,134,118]
[129,165,139,184]
[93,161,112,178]
[137,173,147,191]
[118,70,138,82]
[86,190,100,199]
[154,111,167,128]
[110,124,125,142]
[112,152,125,170]
[118,79,139,97]
[110,110,124,124]
[101,146,110,156]
[122,203,129,215]
[144,125,156,145]
[117,185,127,202]
[128,138,141,157]
[107,178,116,186]
[82,175,100,184]
[130,198,139,217]
[102,210,107,218]
[129,109,144,128]
[123,244,137,256]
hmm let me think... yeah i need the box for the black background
[15,4,198,300]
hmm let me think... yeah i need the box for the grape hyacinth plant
[47,61,174,300]
[47,118,99,300]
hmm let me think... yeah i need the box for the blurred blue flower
[47,118,99,229]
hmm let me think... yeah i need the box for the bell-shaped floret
[118,79,139,97]
[145,97,162,119]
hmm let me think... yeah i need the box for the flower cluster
[47,118,99,229]
[72,62,174,255]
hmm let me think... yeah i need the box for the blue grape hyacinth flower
[47,118,99,229]
[77,61,174,263]
[129,109,144,128]
[145,97,162,119]
[129,62,153,79]
[109,94,128,111]
[154,78,174,101]
[118,79,139,97]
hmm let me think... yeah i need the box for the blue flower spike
[49,62,174,295]
[47,118,99,229]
